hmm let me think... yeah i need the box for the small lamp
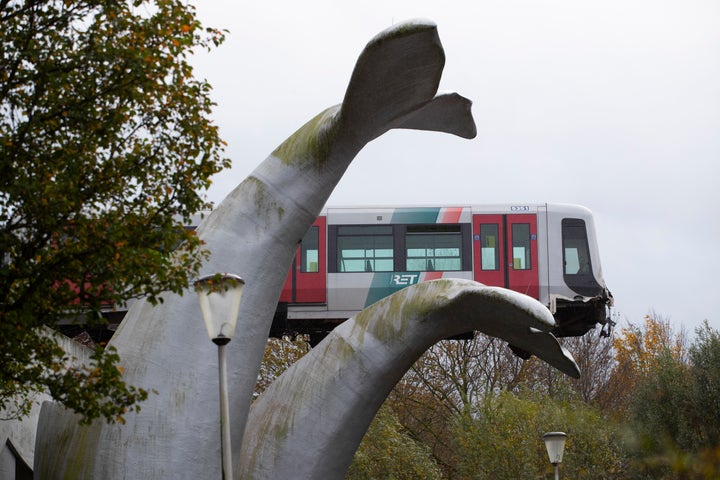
[543,431,567,480]
[195,273,245,344]
[194,273,245,480]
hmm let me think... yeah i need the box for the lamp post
[194,273,245,480]
[542,431,567,480]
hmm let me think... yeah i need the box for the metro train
[59,203,613,346]
[272,203,613,343]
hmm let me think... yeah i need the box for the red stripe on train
[440,207,463,223]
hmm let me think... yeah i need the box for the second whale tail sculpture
[35,19,478,479]
[240,279,579,479]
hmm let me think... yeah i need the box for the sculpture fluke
[339,19,476,142]
[240,279,578,479]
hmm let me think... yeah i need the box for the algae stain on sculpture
[272,106,342,168]
[34,19,478,479]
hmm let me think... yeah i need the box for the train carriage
[275,203,613,343]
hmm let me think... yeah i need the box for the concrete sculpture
[240,279,578,479]
[34,19,479,478]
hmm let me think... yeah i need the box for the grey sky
[191,0,720,335]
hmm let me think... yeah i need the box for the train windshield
[561,218,603,297]
[562,219,592,275]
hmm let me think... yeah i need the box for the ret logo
[390,273,420,286]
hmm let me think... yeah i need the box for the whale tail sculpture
[239,279,578,479]
[31,20,576,480]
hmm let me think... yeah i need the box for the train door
[280,217,327,303]
[472,213,539,299]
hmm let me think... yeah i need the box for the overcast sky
[190,0,719,336]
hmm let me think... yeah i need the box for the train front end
[544,204,614,337]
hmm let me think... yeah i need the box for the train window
[300,226,319,273]
[337,226,393,272]
[562,218,592,275]
[405,225,462,271]
[480,224,499,270]
[511,223,531,270]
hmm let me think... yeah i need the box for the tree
[613,313,687,374]
[626,351,693,468]
[599,313,687,414]
[561,333,615,403]
[688,321,720,448]
[623,321,720,478]
[453,391,628,479]
[388,334,530,475]
[386,332,616,475]
[1,0,228,423]
[256,335,310,397]
[347,403,444,480]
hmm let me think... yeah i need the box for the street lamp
[194,273,245,480]
[542,431,567,480]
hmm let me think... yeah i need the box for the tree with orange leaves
[597,312,687,413]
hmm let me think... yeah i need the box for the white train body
[276,203,613,342]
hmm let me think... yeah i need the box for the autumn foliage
[1,1,227,423]
[259,314,720,479]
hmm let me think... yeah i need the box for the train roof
[185,203,595,229]
[320,203,593,216]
